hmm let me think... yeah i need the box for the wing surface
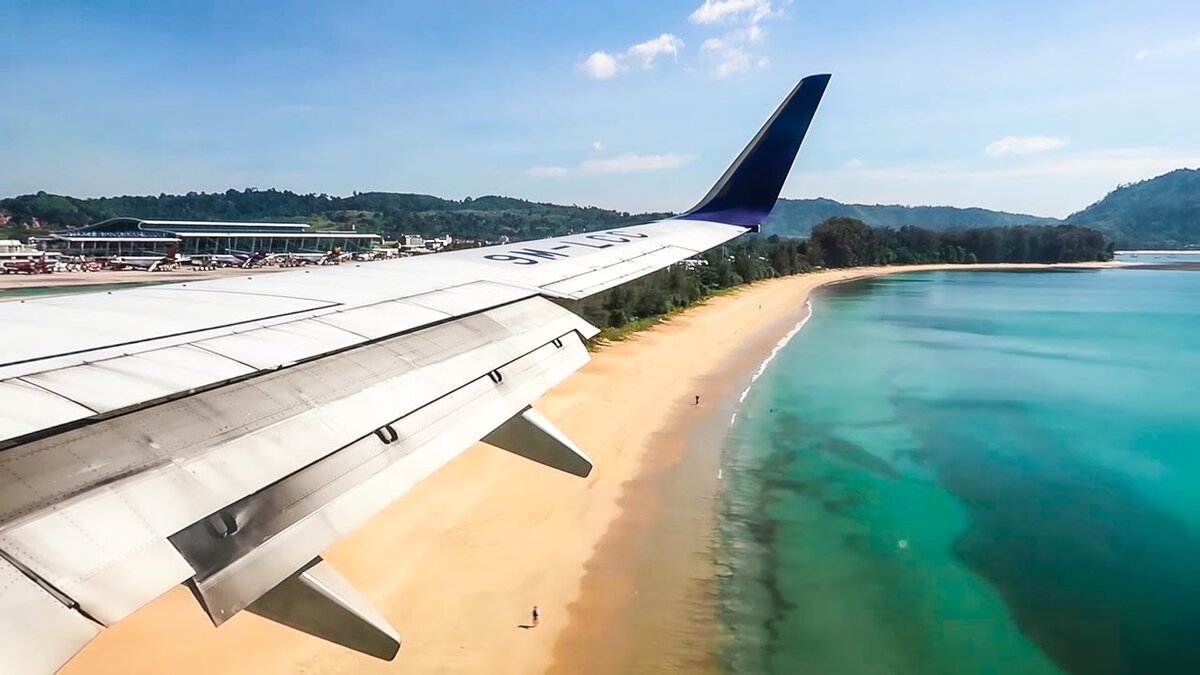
[0,74,829,673]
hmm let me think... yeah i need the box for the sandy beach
[57,262,1118,675]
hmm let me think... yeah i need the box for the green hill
[0,189,1065,243]
[1065,169,1200,248]
[762,198,1059,237]
[6,171,1200,248]
[0,188,669,242]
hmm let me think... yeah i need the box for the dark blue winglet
[678,74,830,230]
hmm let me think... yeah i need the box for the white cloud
[844,158,865,169]
[627,33,685,69]
[984,135,1069,157]
[695,4,773,78]
[591,141,604,152]
[580,153,696,174]
[1135,33,1200,60]
[689,0,773,25]
[582,2,773,80]
[580,34,685,78]
[701,29,769,77]
[580,51,619,80]
[712,48,752,77]
[528,152,695,178]
[526,165,569,178]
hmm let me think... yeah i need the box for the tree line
[807,217,1113,266]
[569,217,1112,337]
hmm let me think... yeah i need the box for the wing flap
[0,297,595,631]
[180,333,589,623]
[0,289,334,368]
[193,318,365,370]
[400,280,535,315]
[313,300,450,340]
[0,557,100,674]
[0,282,538,446]
[0,379,96,443]
[20,344,255,414]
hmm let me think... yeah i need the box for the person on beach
[532,605,539,627]
[695,395,700,406]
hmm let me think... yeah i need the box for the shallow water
[716,269,1200,674]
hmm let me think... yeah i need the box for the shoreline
[59,262,1121,675]
[543,261,1122,675]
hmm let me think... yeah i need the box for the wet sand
[59,262,1119,675]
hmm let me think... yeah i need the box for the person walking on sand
[532,605,540,627]
[695,395,701,406]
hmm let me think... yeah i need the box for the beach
[58,262,1118,675]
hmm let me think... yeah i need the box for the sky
[3,0,1200,218]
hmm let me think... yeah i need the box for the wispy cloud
[689,0,774,25]
[627,33,685,69]
[984,135,1068,157]
[580,33,684,79]
[693,2,774,77]
[591,141,604,151]
[580,2,773,80]
[1135,33,1200,60]
[581,152,695,174]
[528,152,696,177]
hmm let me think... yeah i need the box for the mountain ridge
[762,197,1059,236]
[3,169,1199,247]
[1064,168,1200,248]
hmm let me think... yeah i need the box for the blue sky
[3,0,1200,217]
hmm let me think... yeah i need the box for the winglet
[679,74,831,230]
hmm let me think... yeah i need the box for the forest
[569,218,1112,338]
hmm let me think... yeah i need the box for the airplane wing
[0,74,829,673]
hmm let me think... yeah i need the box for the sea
[715,264,1200,674]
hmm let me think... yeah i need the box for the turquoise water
[716,269,1200,675]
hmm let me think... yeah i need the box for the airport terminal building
[37,218,382,259]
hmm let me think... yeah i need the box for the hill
[1065,169,1200,248]
[0,189,1066,243]
[0,189,670,243]
[762,198,1059,237]
[5,173,1200,247]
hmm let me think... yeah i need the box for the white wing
[0,74,829,673]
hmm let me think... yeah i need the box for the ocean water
[716,269,1200,675]
[1116,251,1200,265]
